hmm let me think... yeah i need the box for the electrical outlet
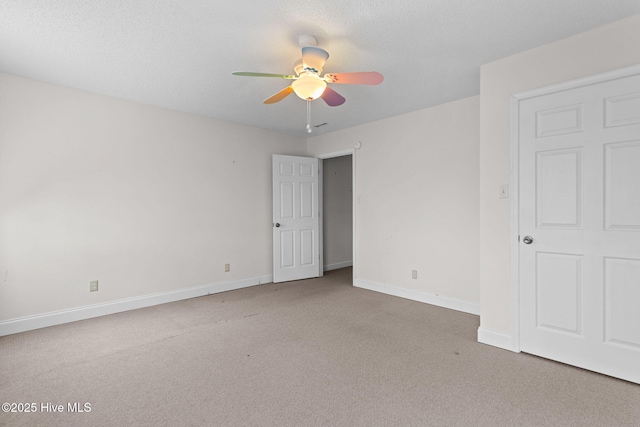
[412,270,417,279]
[89,280,99,292]
[225,264,230,272]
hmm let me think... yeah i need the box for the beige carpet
[1,267,639,426]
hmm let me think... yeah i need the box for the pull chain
[306,100,312,134]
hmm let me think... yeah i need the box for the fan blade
[324,71,384,85]
[320,86,346,107]
[233,72,296,79]
[301,47,329,74]
[263,86,294,104]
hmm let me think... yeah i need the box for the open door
[517,69,640,384]
[272,154,322,283]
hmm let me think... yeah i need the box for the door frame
[317,149,356,285]
[509,64,640,353]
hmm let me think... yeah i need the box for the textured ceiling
[1,1,639,137]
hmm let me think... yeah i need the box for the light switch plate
[499,184,509,199]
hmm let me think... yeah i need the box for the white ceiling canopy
[1,1,638,137]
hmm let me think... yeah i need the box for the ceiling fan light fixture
[291,73,327,101]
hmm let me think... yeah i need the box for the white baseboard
[0,274,273,337]
[324,261,353,272]
[477,327,517,352]
[355,278,480,315]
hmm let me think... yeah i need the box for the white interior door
[518,71,640,384]
[272,154,322,283]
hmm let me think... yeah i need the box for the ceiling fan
[233,35,383,132]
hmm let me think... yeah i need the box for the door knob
[523,236,533,244]
[275,223,281,228]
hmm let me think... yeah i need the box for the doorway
[319,151,355,283]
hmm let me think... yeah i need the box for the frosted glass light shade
[292,74,327,100]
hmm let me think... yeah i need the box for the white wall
[322,155,353,270]
[478,14,640,341]
[0,73,306,323]
[309,96,480,312]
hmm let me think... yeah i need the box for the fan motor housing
[298,34,317,47]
